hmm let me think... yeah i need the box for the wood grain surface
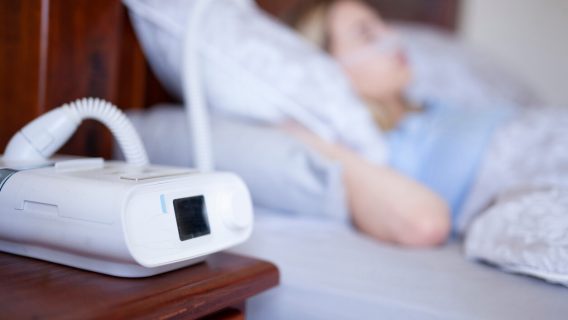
[0,251,279,320]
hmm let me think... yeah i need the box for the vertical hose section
[182,0,214,172]
[66,98,149,167]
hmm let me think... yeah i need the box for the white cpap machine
[0,98,253,278]
[0,0,253,278]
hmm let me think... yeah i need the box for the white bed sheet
[230,209,568,319]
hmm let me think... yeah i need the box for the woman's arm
[283,124,450,247]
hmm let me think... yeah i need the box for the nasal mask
[339,33,403,67]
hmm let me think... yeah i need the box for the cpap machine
[0,0,253,277]
[0,98,253,278]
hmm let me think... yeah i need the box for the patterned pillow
[122,0,387,164]
[465,188,568,286]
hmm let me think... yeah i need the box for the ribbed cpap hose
[68,98,149,166]
[3,97,149,167]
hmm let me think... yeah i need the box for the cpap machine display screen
[173,195,211,241]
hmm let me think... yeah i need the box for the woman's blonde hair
[284,0,335,51]
[284,0,403,131]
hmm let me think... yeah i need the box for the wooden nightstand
[0,251,278,319]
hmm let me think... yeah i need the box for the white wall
[459,0,568,106]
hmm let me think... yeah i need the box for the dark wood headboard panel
[0,0,459,159]
[0,0,172,158]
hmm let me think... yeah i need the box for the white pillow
[397,23,543,109]
[122,0,387,164]
[121,105,349,221]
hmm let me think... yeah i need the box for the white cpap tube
[3,97,149,167]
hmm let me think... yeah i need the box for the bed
[1,1,567,319]
[234,211,568,320]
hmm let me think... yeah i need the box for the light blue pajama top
[386,101,513,229]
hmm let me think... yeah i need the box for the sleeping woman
[279,0,568,247]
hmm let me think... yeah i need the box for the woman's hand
[281,122,451,247]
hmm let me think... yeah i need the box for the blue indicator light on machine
[160,194,167,214]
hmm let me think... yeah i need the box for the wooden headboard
[258,0,459,30]
[0,0,459,159]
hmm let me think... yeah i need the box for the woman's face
[328,0,411,102]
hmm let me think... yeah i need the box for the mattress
[230,209,568,319]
